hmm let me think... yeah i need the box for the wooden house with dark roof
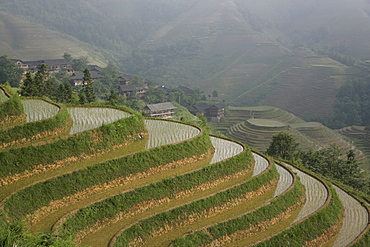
[119,74,134,85]
[207,103,225,121]
[119,84,148,96]
[24,59,73,73]
[192,102,225,122]
[178,86,193,95]
[69,71,103,86]
[142,102,177,119]
[11,59,29,71]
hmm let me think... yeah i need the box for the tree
[63,52,73,62]
[20,72,37,96]
[97,63,120,94]
[81,68,95,103]
[34,64,56,98]
[108,89,118,106]
[20,64,56,98]
[266,132,299,160]
[0,55,24,87]
[212,90,218,98]
[299,145,368,193]
[57,82,73,103]
[72,56,89,71]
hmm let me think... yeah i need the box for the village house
[177,86,193,95]
[119,74,134,85]
[142,102,177,119]
[192,102,226,122]
[69,70,104,86]
[15,59,74,74]
[119,84,148,96]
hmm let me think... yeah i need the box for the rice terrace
[0,85,369,246]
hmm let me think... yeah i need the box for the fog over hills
[1,0,370,119]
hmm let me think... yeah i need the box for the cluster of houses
[142,101,225,121]
[12,58,74,74]
[141,85,225,121]
[12,58,225,121]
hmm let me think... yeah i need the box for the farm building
[143,102,177,119]
[192,102,226,121]
[16,59,74,74]
[69,71,104,86]
[119,84,148,96]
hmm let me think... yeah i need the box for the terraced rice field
[209,136,244,164]
[145,120,200,149]
[273,163,294,198]
[283,162,329,223]
[333,185,369,247]
[1,101,369,246]
[22,99,59,123]
[217,105,366,158]
[68,107,131,134]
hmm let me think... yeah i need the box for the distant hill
[1,0,370,120]
[0,11,107,66]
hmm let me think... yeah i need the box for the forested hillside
[1,0,370,120]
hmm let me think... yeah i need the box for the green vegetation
[352,230,370,247]
[255,185,343,246]
[0,86,25,128]
[59,145,252,239]
[328,78,370,128]
[80,68,96,104]
[4,128,211,219]
[0,56,24,87]
[0,112,145,179]
[266,132,299,161]
[266,132,369,195]
[0,211,75,247]
[0,101,69,148]
[21,64,57,99]
[300,145,369,194]
[172,180,304,246]
[114,156,273,247]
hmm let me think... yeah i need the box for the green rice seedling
[210,136,244,164]
[68,107,131,134]
[22,99,59,123]
[332,185,369,247]
[283,163,328,223]
[145,120,200,149]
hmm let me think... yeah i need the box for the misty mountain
[1,0,370,120]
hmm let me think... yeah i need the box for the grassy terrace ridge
[228,106,277,112]
[0,86,25,130]
[110,152,274,247]
[171,171,303,247]
[214,105,365,160]
[0,96,369,246]
[0,98,71,150]
[0,87,9,102]
[0,111,146,185]
[2,122,209,218]
[57,141,252,245]
[246,119,288,130]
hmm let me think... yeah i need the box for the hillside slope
[1,0,370,120]
[0,11,107,65]
[0,92,368,246]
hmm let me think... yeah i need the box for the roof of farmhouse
[143,102,177,112]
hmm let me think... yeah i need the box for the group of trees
[0,56,24,87]
[20,64,95,105]
[62,53,89,72]
[326,78,370,128]
[266,132,369,194]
